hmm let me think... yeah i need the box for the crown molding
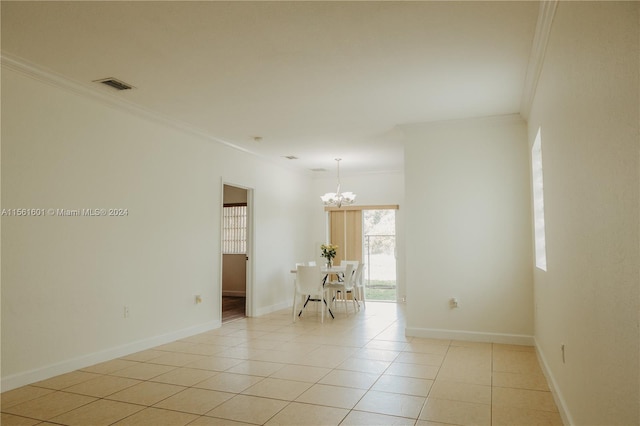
[399,113,525,135]
[0,52,251,155]
[520,0,558,120]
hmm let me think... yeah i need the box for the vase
[326,260,332,269]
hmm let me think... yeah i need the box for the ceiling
[1,1,539,175]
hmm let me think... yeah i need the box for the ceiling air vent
[284,155,298,160]
[311,168,327,172]
[94,78,134,91]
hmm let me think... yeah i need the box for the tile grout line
[490,342,494,426]
[418,338,451,423]
[337,318,402,425]
[5,304,559,425]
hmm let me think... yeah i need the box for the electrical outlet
[449,297,459,308]
[124,306,130,318]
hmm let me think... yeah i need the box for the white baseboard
[222,290,246,297]
[1,320,220,392]
[535,338,574,426]
[405,327,534,346]
[253,300,292,317]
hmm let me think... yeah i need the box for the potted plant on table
[320,244,338,268]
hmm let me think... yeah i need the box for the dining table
[291,265,346,319]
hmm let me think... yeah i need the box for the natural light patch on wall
[532,127,547,271]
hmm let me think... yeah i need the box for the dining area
[291,244,366,323]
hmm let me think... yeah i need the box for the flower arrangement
[320,243,338,267]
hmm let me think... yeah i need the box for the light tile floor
[1,302,563,425]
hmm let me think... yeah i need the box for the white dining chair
[294,261,306,286]
[325,263,356,315]
[293,265,330,322]
[352,263,366,309]
[338,260,364,309]
[340,259,359,272]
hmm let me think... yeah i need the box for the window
[532,127,547,271]
[222,204,247,254]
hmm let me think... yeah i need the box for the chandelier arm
[321,158,356,207]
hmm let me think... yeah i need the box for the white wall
[528,2,639,424]
[222,255,246,296]
[1,66,314,389]
[403,115,534,343]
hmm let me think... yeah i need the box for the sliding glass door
[328,206,397,302]
[363,209,396,301]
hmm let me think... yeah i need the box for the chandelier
[321,158,356,208]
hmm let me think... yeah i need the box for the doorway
[363,209,397,301]
[327,206,398,302]
[221,184,250,322]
